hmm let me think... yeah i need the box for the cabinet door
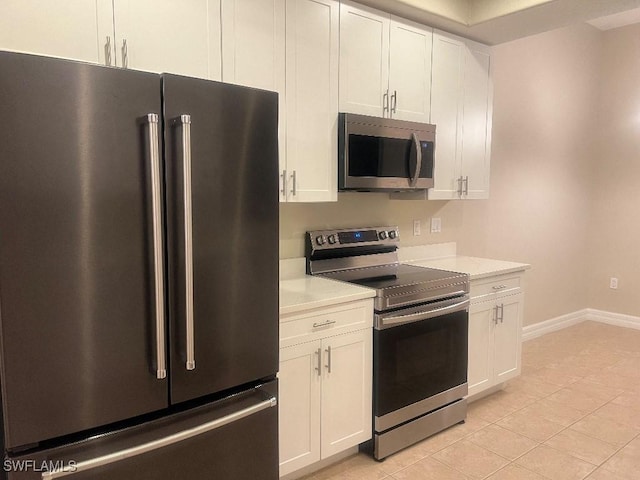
[279,342,322,477]
[388,17,432,123]
[0,0,113,64]
[112,0,220,79]
[339,1,390,116]
[285,0,339,203]
[221,0,285,176]
[428,30,464,200]
[321,330,372,458]
[221,0,285,91]
[461,41,492,199]
[467,300,495,398]
[494,293,523,384]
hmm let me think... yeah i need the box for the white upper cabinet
[112,0,221,79]
[429,31,465,199]
[387,17,432,123]
[461,41,492,199]
[221,0,286,188]
[0,0,113,64]
[284,0,339,202]
[339,2,432,121]
[339,1,390,117]
[221,0,285,92]
[429,30,492,200]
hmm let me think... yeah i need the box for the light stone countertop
[408,255,530,281]
[399,243,530,280]
[279,258,375,316]
[278,244,530,317]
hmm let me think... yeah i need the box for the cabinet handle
[280,169,287,198]
[104,36,112,66]
[464,176,469,196]
[325,346,332,373]
[383,89,389,115]
[312,320,336,328]
[122,39,129,68]
[499,303,505,324]
[315,348,321,376]
[456,176,463,196]
[492,285,507,290]
[493,305,498,325]
[290,170,297,196]
[391,90,397,114]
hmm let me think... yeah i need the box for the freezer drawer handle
[145,113,166,380]
[41,396,277,479]
[174,114,196,371]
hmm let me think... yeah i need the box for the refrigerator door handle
[41,396,277,479]
[174,114,196,371]
[145,113,167,380]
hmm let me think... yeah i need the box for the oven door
[373,296,469,432]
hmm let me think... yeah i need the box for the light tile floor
[301,321,640,480]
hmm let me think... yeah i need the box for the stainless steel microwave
[338,113,436,192]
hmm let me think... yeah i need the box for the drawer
[280,299,373,348]
[470,275,521,303]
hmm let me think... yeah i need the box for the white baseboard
[522,309,588,342]
[523,308,640,341]
[584,308,640,330]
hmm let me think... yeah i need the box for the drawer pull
[312,320,336,328]
[492,285,508,290]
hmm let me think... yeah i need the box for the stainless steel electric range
[306,226,470,460]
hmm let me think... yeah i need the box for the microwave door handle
[410,133,422,187]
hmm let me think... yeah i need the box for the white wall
[587,23,640,316]
[457,23,602,326]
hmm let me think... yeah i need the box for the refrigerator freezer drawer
[5,380,278,480]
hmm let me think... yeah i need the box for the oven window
[348,134,433,179]
[374,310,468,418]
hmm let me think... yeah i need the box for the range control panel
[307,226,400,251]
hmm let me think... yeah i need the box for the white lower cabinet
[279,300,373,477]
[467,275,524,398]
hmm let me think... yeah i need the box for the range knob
[315,235,326,246]
[388,230,398,239]
[328,234,338,245]
[378,231,388,240]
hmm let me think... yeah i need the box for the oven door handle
[377,296,470,329]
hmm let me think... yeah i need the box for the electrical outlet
[430,217,442,233]
[413,220,421,236]
[610,277,618,289]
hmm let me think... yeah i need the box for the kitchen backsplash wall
[280,22,605,329]
[279,194,464,259]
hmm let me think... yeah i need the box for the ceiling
[353,0,640,44]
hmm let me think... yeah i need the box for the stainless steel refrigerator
[0,51,279,479]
